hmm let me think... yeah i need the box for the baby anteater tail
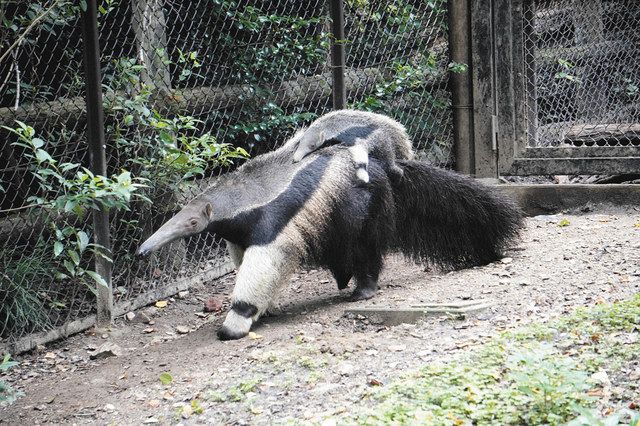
[391,161,523,269]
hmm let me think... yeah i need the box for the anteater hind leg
[350,264,382,301]
[330,267,352,290]
[349,244,383,301]
[349,171,392,302]
[218,244,296,340]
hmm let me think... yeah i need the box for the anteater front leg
[218,244,296,340]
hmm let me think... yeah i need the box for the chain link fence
[524,0,640,148]
[0,0,452,350]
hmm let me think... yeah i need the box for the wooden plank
[518,146,640,158]
[345,300,494,326]
[564,123,640,145]
[470,0,497,177]
[0,67,385,129]
[412,299,493,309]
[494,0,517,173]
[496,183,640,216]
[510,0,529,159]
[506,157,640,175]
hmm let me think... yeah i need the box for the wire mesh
[0,2,96,343]
[0,0,454,346]
[344,0,453,165]
[524,0,640,147]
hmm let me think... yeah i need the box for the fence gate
[485,0,640,176]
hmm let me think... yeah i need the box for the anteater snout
[136,242,152,257]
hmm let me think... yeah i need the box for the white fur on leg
[221,310,253,336]
[226,240,245,268]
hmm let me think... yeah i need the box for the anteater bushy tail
[392,161,523,269]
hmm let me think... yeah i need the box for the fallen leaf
[587,389,604,397]
[558,218,570,227]
[248,332,263,340]
[368,378,383,386]
[147,399,161,408]
[155,300,168,308]
[181,404,193,419]
[159,372,173,385]
[203,298,223,313]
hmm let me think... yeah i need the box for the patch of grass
[226,377,263,402]
[338,295,640,426]
[204,389,226,403]
[297,356,317,370]
[0,247,54,338]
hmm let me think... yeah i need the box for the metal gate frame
[468,0,640,177]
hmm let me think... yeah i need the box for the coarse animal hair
[292,109,415,183]
[138,113,523,341]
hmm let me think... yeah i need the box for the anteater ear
[204,203,214,220]
[317,131,325,147]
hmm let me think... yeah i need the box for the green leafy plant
[0,354,20,405]
[555,59,582,83]
[2,121,147,290]
[342,295,640,425]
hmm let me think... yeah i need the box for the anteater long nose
[136,244,151,257]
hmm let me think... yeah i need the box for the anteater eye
[190,219,199,227]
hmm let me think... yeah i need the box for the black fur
[139,133,523,339]
[231,301,258,318]
[206,149,521,296]
[390,160,523,268]
[208,155,331,247]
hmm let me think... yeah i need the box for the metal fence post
[448,0,474,175]
[82,0,113,326]
[329,0,346,109]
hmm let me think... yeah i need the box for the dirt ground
[1,206,639,425]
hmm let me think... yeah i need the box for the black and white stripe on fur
[137,115,523,341]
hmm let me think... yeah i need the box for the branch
[0,202,47,213]
[13,50,20,110]
[0,0,64,65]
